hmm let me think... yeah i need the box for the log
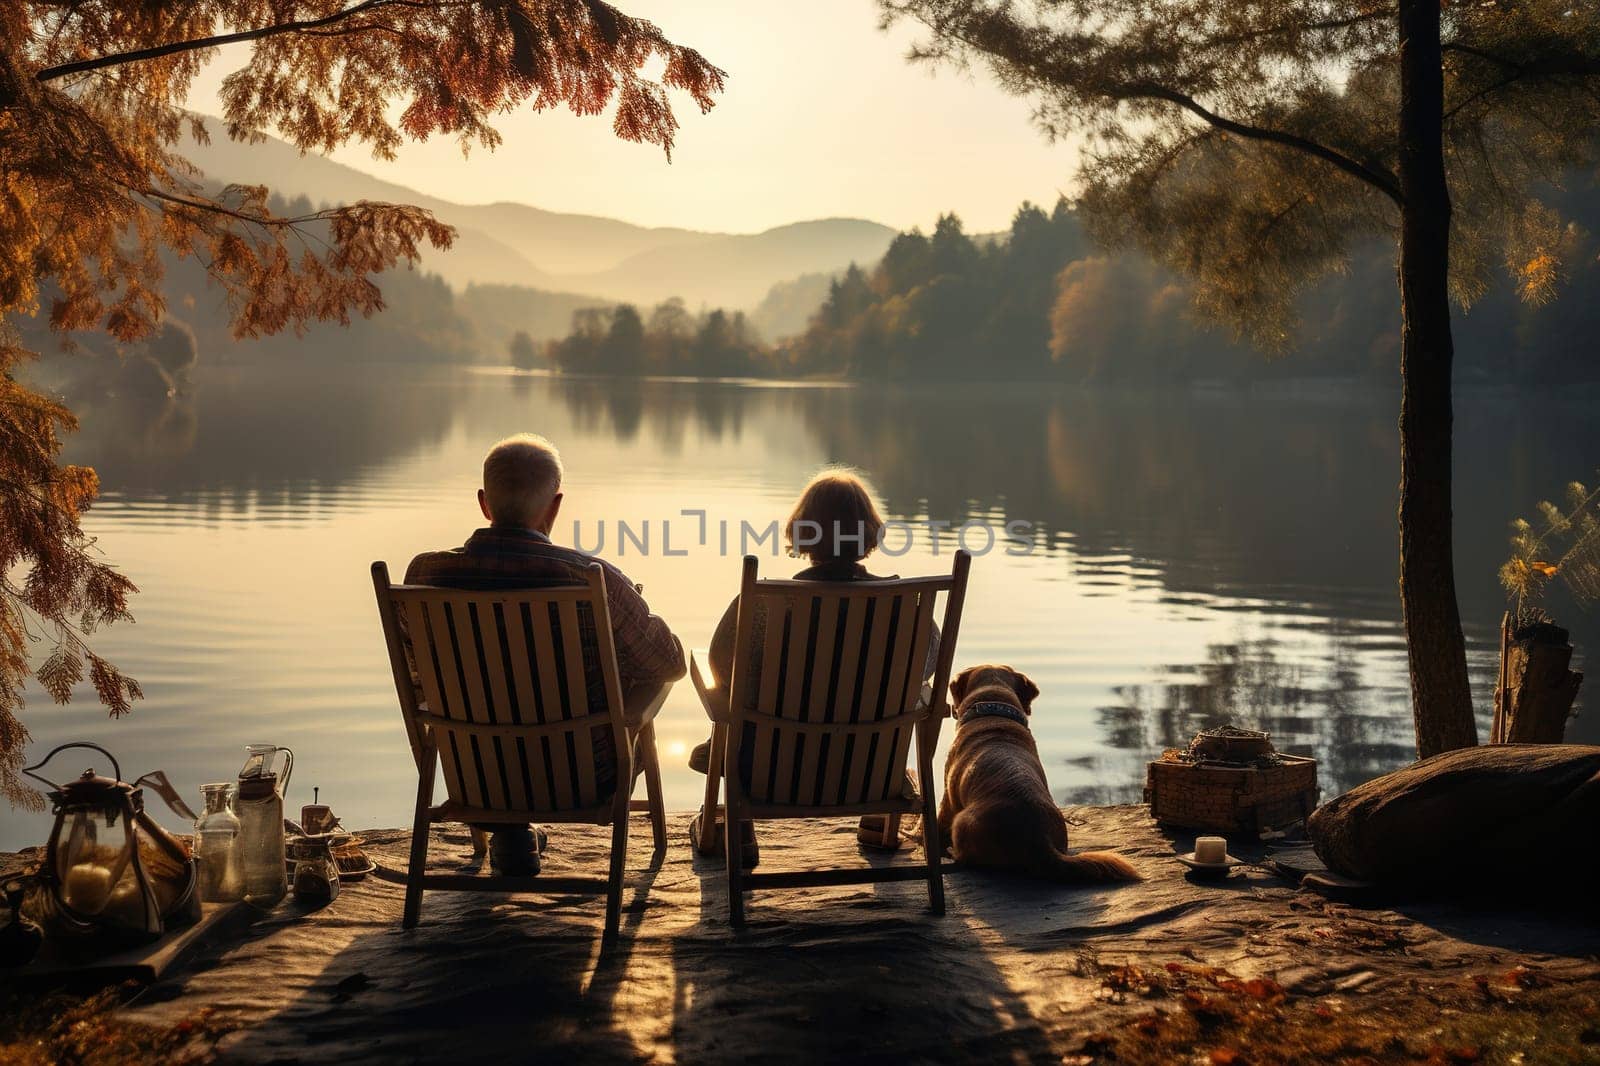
[1496,620,1584,744]
[1308,743,1600,887]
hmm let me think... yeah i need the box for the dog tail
[1039,848,1142,883]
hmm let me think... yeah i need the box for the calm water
[4,365,1595,848]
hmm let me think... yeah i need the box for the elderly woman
[689,468,939,863]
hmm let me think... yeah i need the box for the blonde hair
[785,468,885,563]
[482,433,563,528]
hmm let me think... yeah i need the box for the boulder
[1308,744,1600,887]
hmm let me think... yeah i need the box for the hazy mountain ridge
[557,220,897,308]
[181,122,894,307]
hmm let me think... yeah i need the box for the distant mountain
[551,220,895,309]
[455,284,609,350]
[751,271,836,341]
[181,122,894,308]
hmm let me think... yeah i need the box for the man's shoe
[687,806,758,868]
[688,738,711,774]
[488,825,542,876]
[857,813,905,851]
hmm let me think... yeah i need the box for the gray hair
[482,434,563,528]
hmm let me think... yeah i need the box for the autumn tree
[881,0,1600,756]
[0,1,723,803]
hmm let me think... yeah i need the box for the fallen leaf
[1219,977,1286,1003]
[1501,966,1545,989]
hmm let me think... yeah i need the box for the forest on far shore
[18,186,1600,393]
[538,192,1600,385]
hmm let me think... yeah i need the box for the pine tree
[882,0,1600,756]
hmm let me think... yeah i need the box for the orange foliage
[0,1,723,804]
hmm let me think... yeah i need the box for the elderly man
[406,433,685,874]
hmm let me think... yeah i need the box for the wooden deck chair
[371,561,668,937]
[692,551,970,926]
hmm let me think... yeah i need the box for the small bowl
[1176,851,1243,878]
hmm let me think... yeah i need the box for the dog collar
[959,701,1030,729]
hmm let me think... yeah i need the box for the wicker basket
[1144,755,1319,837]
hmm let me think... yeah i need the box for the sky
[187,0,1082,234]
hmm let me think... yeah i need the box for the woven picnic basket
[1144,729,1318,837]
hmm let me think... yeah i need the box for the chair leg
[723,747,746,927]
[919,732,945,916]
[696,724,727,856]
[725,808,747,929]
[403,755,436,930]
[639,722,667,856]
[604,803,629,939]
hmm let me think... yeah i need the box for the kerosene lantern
[22,743,199,942]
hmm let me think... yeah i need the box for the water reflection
[5,364,1588,848]
[61,368,1600,690]
[1063,632,1416,806]
[548,375,752,448]
[65,365,461,509]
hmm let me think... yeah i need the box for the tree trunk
[1396,0,1477,758]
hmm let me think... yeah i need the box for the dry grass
[1069,959,1600,1065]
[0,986,225,1066]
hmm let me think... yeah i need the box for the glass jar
[194,783,242,902]
[236,745,292,907]
[289,835,341,907]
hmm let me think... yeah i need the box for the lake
[4,365,1594,848]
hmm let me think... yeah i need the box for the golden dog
[939,665,1140,883]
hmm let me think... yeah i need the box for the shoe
[488,825,542,876]
[857,813,904,852]
[688,806,758,868]
[689,738,711,774]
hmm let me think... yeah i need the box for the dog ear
[1009,668,1040,713]
[950,665,978,703]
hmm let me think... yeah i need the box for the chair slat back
[372,562,628,815]
[726,554,968,808]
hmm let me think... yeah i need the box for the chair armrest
[623,679,673,731]
[690,651,732,723]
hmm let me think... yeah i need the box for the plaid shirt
[404,527,684,796]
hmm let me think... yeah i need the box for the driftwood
[1308,743,1600,886]
[1492,614,1584,744]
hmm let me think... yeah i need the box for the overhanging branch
[1441,42,1600,120]
[133,186,347,229]
[901,6,1406,210]
[34,0,465,83]
[1121,83,1405,208]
